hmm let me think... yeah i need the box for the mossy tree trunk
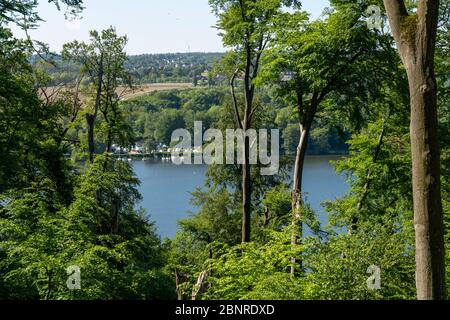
[383,0,446,300]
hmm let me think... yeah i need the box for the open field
[41,82,195,102]
[122,83,194,99]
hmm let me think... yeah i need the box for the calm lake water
[133,155,348,239]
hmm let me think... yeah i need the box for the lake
[133,155,349,239]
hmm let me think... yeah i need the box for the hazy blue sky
[12,0,330,55]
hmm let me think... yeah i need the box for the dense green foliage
[1,0,449,301]
[166,0,450,301]
[1,9,174,299]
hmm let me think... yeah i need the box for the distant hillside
[36,52,226,86]
[126,52,225,84]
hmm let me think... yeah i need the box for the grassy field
[122,83,194,99]
[41,82,195,102]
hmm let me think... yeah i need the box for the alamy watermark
[170,121,280,176]
[367,265,381,290]
[66,265,81,290]
[366,5,383,30]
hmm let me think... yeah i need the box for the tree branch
[230,68,243,130]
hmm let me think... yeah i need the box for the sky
[12,0,330,55]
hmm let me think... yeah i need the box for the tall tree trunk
[175,271,184,300]
[191,271,208,300]
[242,138,252,243]
[290,124,309,275]
[241,40,254,243]
[290,93,318,275]
[86,114,96,163]
[408,57,446,300]
[86,55,104,164]
[384,0,446,300]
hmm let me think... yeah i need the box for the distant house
[155,143,169,153]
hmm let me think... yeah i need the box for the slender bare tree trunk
[175,271,183,300]
[230,67,253,243]
[242,138,252,243]
[290,93,319,275]
[191,271,208,300]
[290,125,308,275]
[86,114,96,163]
[241,40,255,243]
[87,55,104,164]
[384,0,446,300]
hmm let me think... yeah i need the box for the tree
[0,0,83,26]
[0,28,38,192]
[210,0,300,243]
[98,35,133,155]
[262,3,402,273]
[0,156,174,300]
[62,27,130,163]
[383,0,446,300]
[1,2,177,301]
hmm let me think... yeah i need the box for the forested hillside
[123,88,348,156]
